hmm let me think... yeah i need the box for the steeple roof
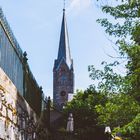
[57,9,72,68]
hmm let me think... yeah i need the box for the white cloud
[67,0,92,14]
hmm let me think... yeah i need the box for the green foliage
[95,0,140,97]
[95,94,140,128]
[64,88,107,130]
[132,22,140,45]
[88,61,125,93]
[114,113,140,140]
[96,0,140,40]
[95,0,140,139]
[64,87,140,139]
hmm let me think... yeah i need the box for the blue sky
[0,0,120,98]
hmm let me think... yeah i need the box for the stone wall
[0,67,38,140]
[53,60,74,110]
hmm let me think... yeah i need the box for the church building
[53,9,74,110]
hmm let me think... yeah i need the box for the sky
[0,0,120,98]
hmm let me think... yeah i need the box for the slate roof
[57,9,72,69]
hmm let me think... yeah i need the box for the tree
[119,113,140,140]
[95,94,140,128]
[93,0,140,100]
[88,61,126,93]
[91,0,140,139]
[64,87,108,139]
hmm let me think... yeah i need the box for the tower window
[60,91,66,96]
[60,75,67,85]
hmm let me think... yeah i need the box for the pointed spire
[57,9,72,68]
[63,0,66,10]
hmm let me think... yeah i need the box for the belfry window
[60,75,67,84]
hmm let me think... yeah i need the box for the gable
[56,57,70,71]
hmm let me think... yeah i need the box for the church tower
[53,9,74,110]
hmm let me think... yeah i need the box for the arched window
[60,75,67,85]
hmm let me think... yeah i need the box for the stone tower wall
[53,61,74,110]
